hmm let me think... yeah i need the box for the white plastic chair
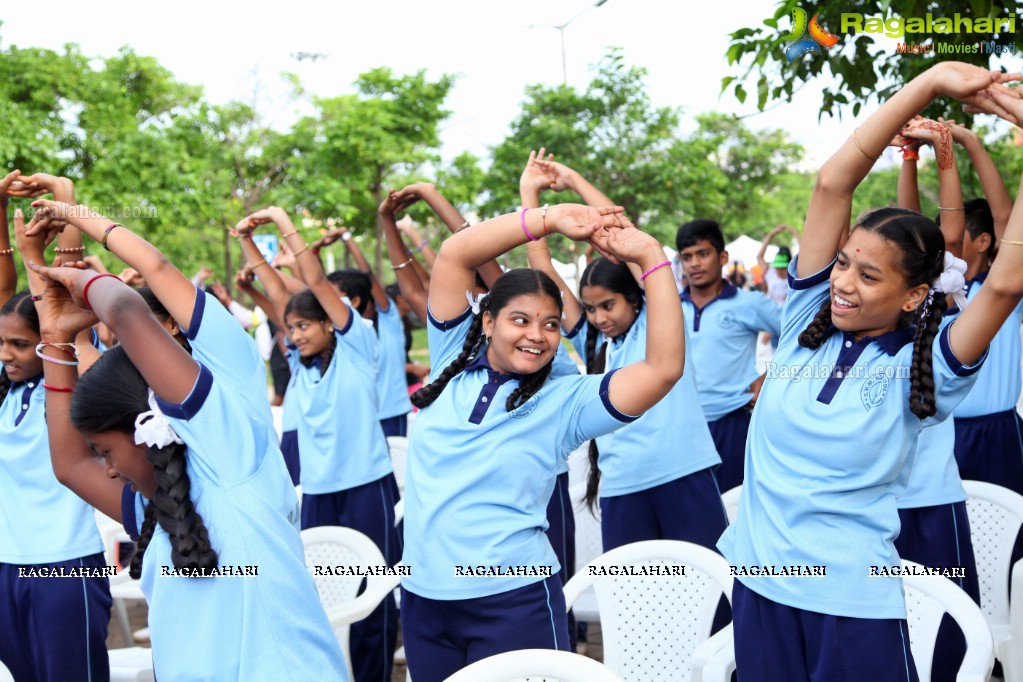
[698,560,996,682]
[0,659,14,682]
[387,436,409,494]
[963,480,1023,681]
[108,647,155,682]
[442,648,624,682]
[563,540,732,682]
[301,526,402,681]
[721,485,741,524]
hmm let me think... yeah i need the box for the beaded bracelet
[102,223,123,251]
[55,246,86,254]
[541,204,551,236]
[0,248,14,256]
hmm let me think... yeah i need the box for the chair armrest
[325,568,402,627]
[694,625,736,682]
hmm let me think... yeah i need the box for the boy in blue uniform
[676,219,781,491]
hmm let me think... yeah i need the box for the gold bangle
[292,244,310,257]
[851,128,880,162]
[526,246,549,254]
[250,258,267,268]
[1000,239,1023,246]
[938,206,964,211]
[391,258,414,270]
[279,230,298,239]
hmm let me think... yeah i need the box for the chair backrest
[0,659,13,682]
[442,648,624,682]
[963,480,1023,626]
[901,560,994,682]
[569,482,603,623]
[563,540,732,682]
[721,485,741,524]
[387,436,409,493]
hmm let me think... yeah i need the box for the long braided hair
[578,259,644,511]
[71,346,218,578]
[797,207,946,419]
[284,290,337,377]
[0,292,39,406]
[411,269,562,412]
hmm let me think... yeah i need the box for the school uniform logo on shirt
[719,311,737,328]
[509,392,541,419]
[861,374,889,410]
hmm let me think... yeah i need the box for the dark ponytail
[577,259,643,512]
[72,346,219,575]
[411,269,562,411]
[798,207,946,418]
[0,292,40,406]
[284,290,337,377]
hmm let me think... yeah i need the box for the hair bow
[931,252,968,311]
[466,291,488,316]
[134,390,184,449]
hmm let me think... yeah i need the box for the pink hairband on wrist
[640,260,672,282]
[520,208,540,242]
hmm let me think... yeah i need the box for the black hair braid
[583,328,608,513]
[0,368,10,407]
[129,503,158,579]
[505,361,553,411]
[318,334,337,378]
[909,294,947,419]
[410,313,485,409]
[146,441,218,573]
[798,299,833,350]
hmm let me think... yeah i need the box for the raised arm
[326,226,390,311]
[598,226,684,415]
[235,217,293,326]
[430,203,625,321]
[256,206,352,330]
[800,62,1012,278]
[235,265,283,331]
[902,117,965,257]
[756,225,788,273]
[941,118,1014,241]
[896,137,923,214]
[0,171,24,306]
[26,199,200,332]
[396,217,437,269]
[379,191,428,323]
[519,150,584,330]
[535,156,616,207]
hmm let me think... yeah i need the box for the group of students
[3,59,1023,682]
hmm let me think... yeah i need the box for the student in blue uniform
[676,218,781,491]
[892,114,981,682]
[26,242,347,679]
[313,227,413,438]
[520,154,727,557]
[400,202,684,682]
[237,206,399,682]
[0,198,111,682]
[718,62,1023,681]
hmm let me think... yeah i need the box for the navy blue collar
[463,347,526,381]
[969,269,989,286]
[826,325,916,356]
[11,373,44,389]
[680,279,738,305]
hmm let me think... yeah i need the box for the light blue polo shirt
[551,344,582,476]
[124,365,347,680]
[0,377,103,563]
[402,306,637,600]
[952,271,1023,417]
[565,305,721,497]
[898,416,965,508]
[183,288,277,441]
[718,258,985,619]
[285,307,392,494]
[681,280,782,421]
[377,298,413,420]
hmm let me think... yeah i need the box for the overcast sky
[1,1,1019,169]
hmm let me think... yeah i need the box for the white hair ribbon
[931,252,969,311]
[134,390,184,449]
[466,291,488,316]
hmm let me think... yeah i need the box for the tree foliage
[724,1,1021,121]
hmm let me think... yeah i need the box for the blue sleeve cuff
[183,287,205,341]
[939,322,986,377]
[334,307,355,335]
[563,313,587,339]
[427,304,472,331]
[121,483,140,542]
[787,257,836,291]
[599,369,641,423]
[155,364,214,420]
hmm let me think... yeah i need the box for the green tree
[724,1,1020,121]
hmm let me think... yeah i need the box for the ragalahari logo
[784,8,840,62]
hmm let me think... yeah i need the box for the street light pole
[531,0,609,85]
